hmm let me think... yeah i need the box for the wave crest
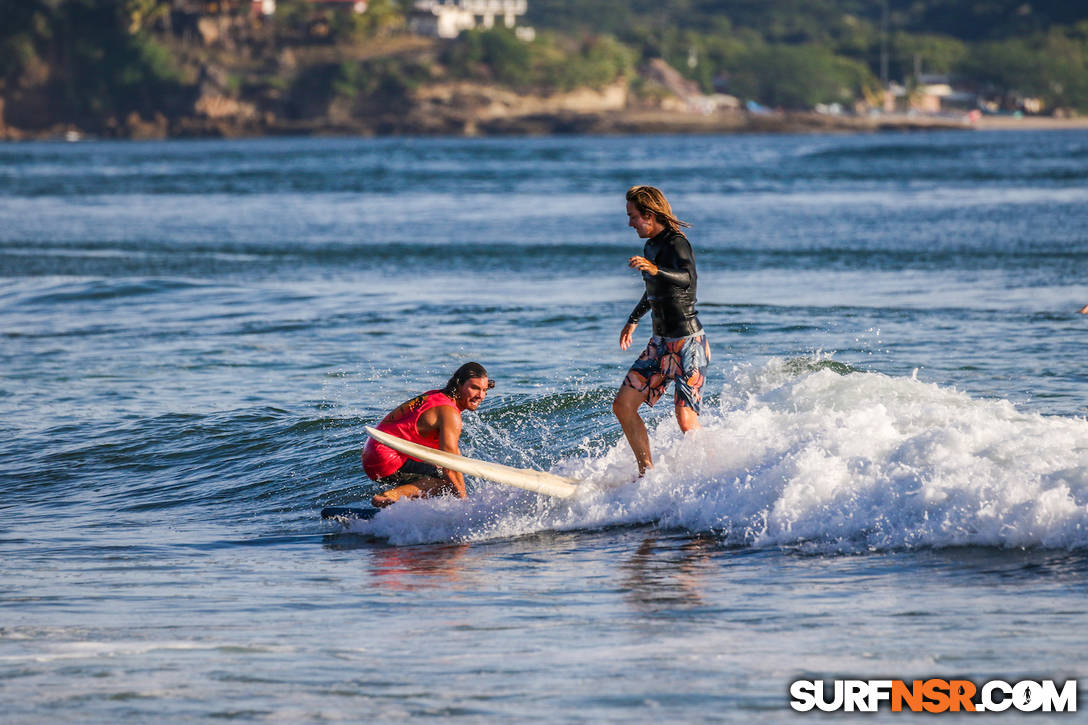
[355,360,1088,551]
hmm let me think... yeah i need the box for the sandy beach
[972,115,1088,131]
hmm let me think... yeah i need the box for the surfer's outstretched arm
[435,406,467,498]
[1079,304,1088,315]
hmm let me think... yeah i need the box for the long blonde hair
[626,185,691,231]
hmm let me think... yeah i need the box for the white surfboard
[365,426,578,499]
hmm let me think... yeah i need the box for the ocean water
[2,130,1087,722]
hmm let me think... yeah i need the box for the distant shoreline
[971,115,1088,131]
[4,110,1086,142]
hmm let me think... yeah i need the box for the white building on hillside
[410,0,531,39]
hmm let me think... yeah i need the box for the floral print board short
[621,332,711,413]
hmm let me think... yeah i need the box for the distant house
[912,74,977,113]
[409,0,530,39]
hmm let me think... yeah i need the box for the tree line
[526,0,1088,111]
[2,0,1086,135]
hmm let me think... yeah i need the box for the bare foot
[371,493,395,508]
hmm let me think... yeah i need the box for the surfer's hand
[620,322,637,351]
[628,256,658,275]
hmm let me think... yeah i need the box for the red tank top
[362,390,458,479]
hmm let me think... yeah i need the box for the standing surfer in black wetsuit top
[613,185,711,476]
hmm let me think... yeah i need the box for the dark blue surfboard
[321,506,379,521]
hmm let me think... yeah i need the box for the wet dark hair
[443,362,494,396]
[626,185,691,231]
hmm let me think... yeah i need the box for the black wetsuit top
[626,226,703,338]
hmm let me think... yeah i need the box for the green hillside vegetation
[527,0,1088,111]
[440,30,635,92]
[1,1,187,126]
[2,0,1087,137]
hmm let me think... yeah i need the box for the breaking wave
[346,359,1088,551]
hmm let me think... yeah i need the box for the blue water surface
[1,131,1087,722]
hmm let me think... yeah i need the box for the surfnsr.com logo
[790,679,1077,713]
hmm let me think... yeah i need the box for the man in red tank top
[362,362,494,508]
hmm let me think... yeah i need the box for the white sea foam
[352,359,1088,551]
